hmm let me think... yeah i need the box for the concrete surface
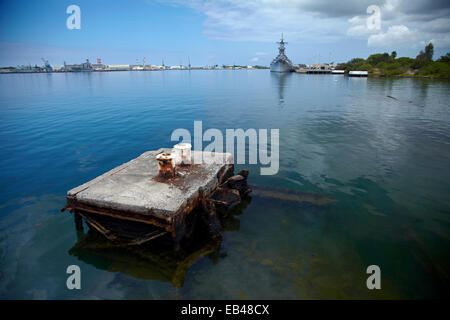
[67,148,233,217]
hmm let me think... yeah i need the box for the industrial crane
[41,58,52,72]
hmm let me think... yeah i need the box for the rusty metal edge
[77,211,168,246]
[63,198,173,232]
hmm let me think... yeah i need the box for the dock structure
[348,71,368,77]
[296,66,332,74]
[62,148,238,248]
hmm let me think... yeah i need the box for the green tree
[417,61,450,78]
[391,51,397,59]
[368,53,390,65]
[424,43,434,61]
[396,57,414,67]
[359,63,373,72]
[382,62,405,75]
[414,42,434,68]
[438,53,450,63]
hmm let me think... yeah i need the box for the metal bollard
[173,143,192,166]
[156,153,176,178]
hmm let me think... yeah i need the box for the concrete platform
[64,148,234,243]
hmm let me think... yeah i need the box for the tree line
[336,43,450,78]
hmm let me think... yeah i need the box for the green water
[0,71,449,299]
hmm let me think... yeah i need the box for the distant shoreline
[1,69,449,80]
[0,68,269,75]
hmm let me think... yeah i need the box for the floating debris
[249,184,335,206]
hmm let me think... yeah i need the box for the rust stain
[64,198,172,231]
[62,155,241,245]
[156,153,176,178]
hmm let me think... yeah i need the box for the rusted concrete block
[65,148,234,243]
[67,149,233,216]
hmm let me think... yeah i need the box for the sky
[0,0,449,67]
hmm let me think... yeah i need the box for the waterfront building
[107,64,131,71]
[63,59,93,72]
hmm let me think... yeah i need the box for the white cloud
[168,0,450,50]
[345,0,450,49]
[171,0,351,43]
[347,24,378,37]
[368,25,416,46]
[348,16,364,24]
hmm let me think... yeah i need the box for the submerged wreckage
[62,145,251,249]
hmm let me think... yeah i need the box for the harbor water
[0,70,449,299]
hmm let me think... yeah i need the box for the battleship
[270,34,294,73]
[63,59,93,72]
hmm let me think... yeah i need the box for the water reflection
[69,231,222,287]
[412,79,431,106]
[69,198,252,288]
[271,72,292,107]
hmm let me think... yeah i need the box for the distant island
[336,43,450,79]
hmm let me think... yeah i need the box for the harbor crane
[41,58,52,72]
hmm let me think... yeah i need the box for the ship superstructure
[270,34,294,73]
[63,59,93,72]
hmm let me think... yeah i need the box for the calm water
[0,70,449,299]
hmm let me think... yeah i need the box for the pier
[62,148,251,248]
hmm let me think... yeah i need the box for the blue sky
[0,0,449,67]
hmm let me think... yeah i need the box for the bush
[339,58,367,72]
[412,57,428,69]
[438,53,450,63]
[378,62,405,75]
[359,63,373,72]
[396,57,415,67]
[384,67,405,76]
[349,58,365,65]
[367,53,391,65]
[417,61,450,78]
[375,61,388,69]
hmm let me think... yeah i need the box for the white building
[108,64,130,70]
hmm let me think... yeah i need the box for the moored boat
[348,70,368,77]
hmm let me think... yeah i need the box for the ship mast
[277,33,287,55]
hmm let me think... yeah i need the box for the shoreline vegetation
[336,43,450,79]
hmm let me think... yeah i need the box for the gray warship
[270,34,294,73]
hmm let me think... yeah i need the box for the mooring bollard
[173,143,192,166]
[156,152,176,178]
